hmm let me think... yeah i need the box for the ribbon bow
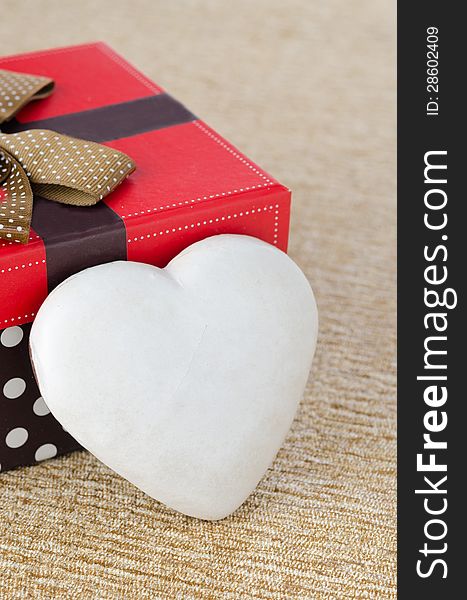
[0,68,136,243]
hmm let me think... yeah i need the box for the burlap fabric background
[0,1,396,598]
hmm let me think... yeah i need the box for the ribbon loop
[0,130,135,206]
[0,69,136,244]
[0,69,54,125]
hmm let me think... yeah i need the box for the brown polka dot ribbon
[0,68,136,244]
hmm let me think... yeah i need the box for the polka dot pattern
[0,325,24,347]
[33,397,50,417]
[5,427,28,448]
[0,68,53,125]
[35,443,57,462]
[1,323,81,472]
[3,377,26,399]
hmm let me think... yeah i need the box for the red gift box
[0,42,290,472]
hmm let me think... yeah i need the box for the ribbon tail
[0,148,33,243]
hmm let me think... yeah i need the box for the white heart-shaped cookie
[30,235,318,519]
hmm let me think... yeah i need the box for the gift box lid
[0,42,290,328]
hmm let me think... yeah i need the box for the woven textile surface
[0,0,396,598]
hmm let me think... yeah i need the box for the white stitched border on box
[121,182,272,219]
[0,43,99,65]
[0,43,160,95]
[126,203,280,245]
[2,312,35,325]
[1,207,280,323]
[1,259,46,274]
[273,207,279,242]
[120,122,275,220]
[193,122,273,184]
[96,44,161,94]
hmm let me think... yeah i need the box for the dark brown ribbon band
[2,94,196,142]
